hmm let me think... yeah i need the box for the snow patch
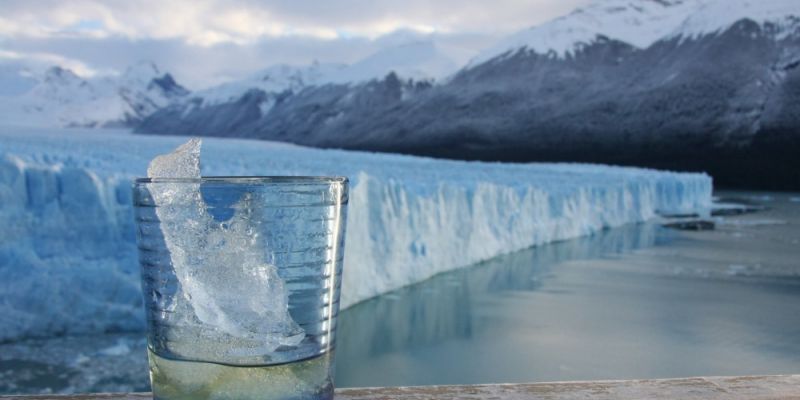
[672,0,800,40]
[470,0,701,66]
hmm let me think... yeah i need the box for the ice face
[147,138,304,360]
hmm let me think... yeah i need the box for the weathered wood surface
[2,375,798,399]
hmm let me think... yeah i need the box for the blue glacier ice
[0,126,713,341]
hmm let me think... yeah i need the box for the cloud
[0,0,590,88]
[2,30,501,89]
[0,48,102,77]
[1,0,589,42]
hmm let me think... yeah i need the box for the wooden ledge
[2,375,799,399]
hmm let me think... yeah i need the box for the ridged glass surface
[133,177,347,400]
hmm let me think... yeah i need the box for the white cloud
[0,0,591,87]
[0,0,589,43]
[0,49,101,77]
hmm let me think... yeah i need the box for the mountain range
[2,0,799,189]
[0,62,188,128]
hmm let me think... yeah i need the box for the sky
[0,0,590,89]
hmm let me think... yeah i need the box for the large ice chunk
[147,138,201,179]
[147,138,304,357]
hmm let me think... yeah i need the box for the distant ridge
[0,61,188,128]
[138,0,800,189]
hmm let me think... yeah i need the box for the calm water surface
[335,191,800,387]
[2,191,799,394]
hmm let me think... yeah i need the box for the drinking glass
[133,176,348,400]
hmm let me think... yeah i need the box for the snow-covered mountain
[334,39,464,83]
[470,0,799,66]
[469,0,699,65]
[0,62,188,128]
[137,38,461,137]
[159,38,462,121]
[191,62,346,108]
[139,0,800,189]
[672,0,800,40]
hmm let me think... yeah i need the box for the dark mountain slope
[139,22,800,189]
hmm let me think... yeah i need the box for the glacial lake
[2,191,799,394]
[336,191,800,387]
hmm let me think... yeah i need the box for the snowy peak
[470,0,699,66]
[42,66,84,85]
[672,0,800,40]
[560,0,700,48]
[122,61,161,83]
[256,63,320,90]
[469,0,799,67]
[115,61,188,99]
[193,62,345,106]
[30,66,92,104]
[0,62,189,128]
[148,73,189,98]
[333,40,461,83]
[188,38,460,108]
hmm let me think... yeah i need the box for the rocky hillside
[135,0,798,189]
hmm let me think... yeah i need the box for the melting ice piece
[147,138,201,179]
[147,138,304,357]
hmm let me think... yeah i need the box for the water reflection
[336,223,664,382]
[335,215,800,388]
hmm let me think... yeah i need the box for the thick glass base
[148,349,334,400]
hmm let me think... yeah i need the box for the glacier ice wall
[0,127,712,341]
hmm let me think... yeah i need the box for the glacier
[0,126,712,341]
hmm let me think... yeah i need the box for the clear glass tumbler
[133,176,348,400]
